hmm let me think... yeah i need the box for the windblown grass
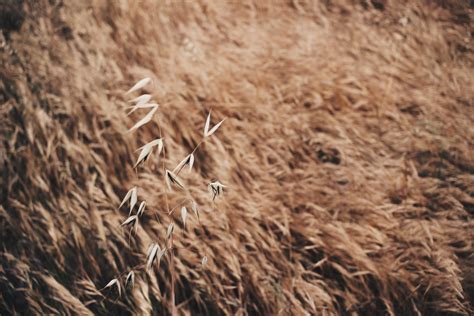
[0,0,473,315]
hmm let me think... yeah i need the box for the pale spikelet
[129,94,151,105]
[181,207,188,229]
[191,200,200,220]
[201,256,208,267]
[128,105,158,132]
[127,102,159,116]
[166,223,174,241]
[207,118,226,137]
[204,112,211,137]
[125,77,151,95]
[188,153,195,171]
[129,187,137,215]
[119,186,136,208]
[204,111,226,137]
[137,201,146,217]
[134,138,163,168]
[208,181,226,201]
[121,215,138,227]
[119,186,138,215]
[146,243,160,271]
[125,271,135,289]
[136,138,164,154]
[173,154,194,174]
[165,170,185,190]
[103,278,121,297]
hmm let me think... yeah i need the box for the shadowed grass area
[0,0,473,314]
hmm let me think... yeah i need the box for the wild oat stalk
[101,78,226,314]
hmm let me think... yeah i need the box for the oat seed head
[125,77,151,95]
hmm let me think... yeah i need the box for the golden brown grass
[0,0,473,315]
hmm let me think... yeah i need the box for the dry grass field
[0,0,473,315]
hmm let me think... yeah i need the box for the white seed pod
[191,200,200,220]
[103,278,121,297]
[165,170,185,190]
[201,256,208,267]
[204,112,211,138]
[208,181,226,201]
[166,223,174,241]
[121,215,138,227]
[128,105,158,132]
[137,201,146,217]
[181,207,188,229]
[173,154,195,174]
[119,187,138,214]
[146,243,160,271]
[207,118,225,137]
[134,138,163,168]
[188,154,195,171]
[125,271,135,289]
[125,77,151,95]
[203,111,226,137]
[128,103,159,116]
[129,188,138,215]
[129,94,151,105]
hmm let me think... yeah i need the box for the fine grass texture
[1,0,473,315]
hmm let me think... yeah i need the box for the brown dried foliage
[0,0,473,315]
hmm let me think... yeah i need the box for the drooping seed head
[125,271,135,289]
[208,181,226,201]
[103,278,122,297]
[125,77,151,95]
[146,243,161,271]
[165,170,185,190]
[181,207,188,229]
[121,215,138,227]
[137,201,146,217]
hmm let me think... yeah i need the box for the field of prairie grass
[0,0,473,315]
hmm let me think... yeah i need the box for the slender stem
[159,125,207,315]
[191,139,204,154]
[170,236,176,316]
[175,138,205,177]
[158,119,176,314]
